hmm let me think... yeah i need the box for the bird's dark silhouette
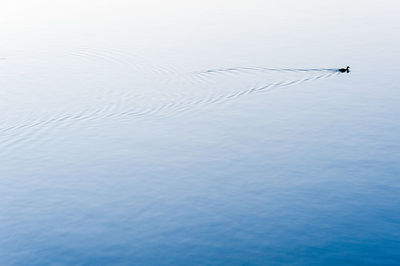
[339,66,350,73]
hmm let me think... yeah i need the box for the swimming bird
[339,66,350,73]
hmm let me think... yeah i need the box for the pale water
[1,0,400,265]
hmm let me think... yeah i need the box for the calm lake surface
[1,0,400,265]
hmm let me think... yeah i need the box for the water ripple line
[0,65,340,154]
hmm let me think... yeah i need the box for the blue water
[1,1,400,265]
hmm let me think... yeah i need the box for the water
[1,0,400,265]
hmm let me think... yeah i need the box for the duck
[339,66,350,73]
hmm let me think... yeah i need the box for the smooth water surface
[1,0,400,264]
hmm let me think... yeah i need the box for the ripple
[0,55,341,154]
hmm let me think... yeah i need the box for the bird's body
[339,66,350,73]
